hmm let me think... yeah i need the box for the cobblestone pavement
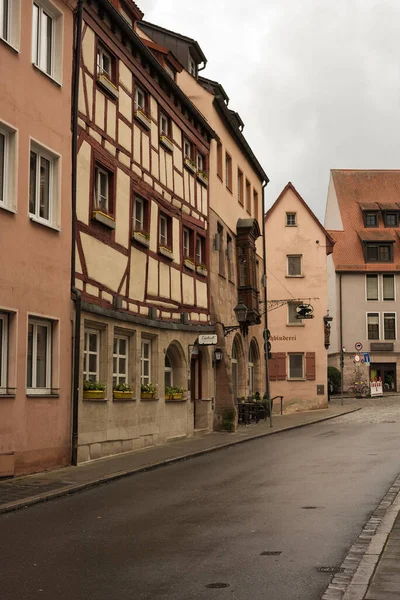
[330,395,400,424]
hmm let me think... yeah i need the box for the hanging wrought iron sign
[296,304,314,319]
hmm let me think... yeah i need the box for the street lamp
[222,302,249,336]
[213,347,223,364]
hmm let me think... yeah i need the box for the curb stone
[0,407,361,516]
[321,473,400,600]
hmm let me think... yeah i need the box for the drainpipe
[198,59,207,73]
[71,0,84,466]
[339,274,344,406]
[261,181,272,426]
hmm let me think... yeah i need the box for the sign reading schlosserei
[198,334,218,346]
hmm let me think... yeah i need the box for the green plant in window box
[83,380,106,400]
[141,382,157,399]
[165,386,186,400]
[113,382,133,400]
[197,170,208,185]
[196,263,207,276]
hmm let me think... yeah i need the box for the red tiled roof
[327,170,400,272]
[378,202,400,211]
[359,202,379,210]
[357,230,395,242]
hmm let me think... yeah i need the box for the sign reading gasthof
[198,334,218,346]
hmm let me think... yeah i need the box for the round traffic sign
[355,342,363,351]
[354,354,361,362]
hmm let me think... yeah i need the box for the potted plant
[184,157,197,174]
[83,380,106,400]
[183,257,195,271]
[113,382,133,400]
[165,386,186,401]
[141,382,157,399]
[132,230,150,247]
[197,170,208,186]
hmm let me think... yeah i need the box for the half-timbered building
[75,0,216,462]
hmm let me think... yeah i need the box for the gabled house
[325,170,400,392]
[266,183,333,412]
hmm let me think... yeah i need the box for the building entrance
[370,363,396,392]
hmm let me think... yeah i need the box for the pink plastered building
[0,1,74,475]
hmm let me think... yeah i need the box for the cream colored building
[265,183,333,412]
[137,22,269,428]
[74,1,217,462]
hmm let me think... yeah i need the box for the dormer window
[365,212,378,227]
[188,55,196,76]
[385,213,398,227]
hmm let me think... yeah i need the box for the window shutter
[269,352,286,381]
[305,352,316,380]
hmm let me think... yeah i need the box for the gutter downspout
[261,181,272,426]
[339,274,344,406]
[198,59,207,73]
[71,0,83,466]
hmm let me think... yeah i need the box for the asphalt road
[2,404,400,600]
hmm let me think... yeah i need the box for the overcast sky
[139,0,400,221]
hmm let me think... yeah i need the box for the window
[248,344,256,396]
[159,212,171,249]
[288,354,304,379]
[159,111,170,137]
[218,223,224,276]
[231,340,238,399]
[188,55,196,76]
[83,329,100,382]
[287,255,302,276]
[141,340,151,385]
[196,152,205,173]
[384,313,396,340]
[286,213,297,227]
[133,195,144,232]
[196,235,205,265]
[0,122,16,212]
[113,336,128,386]
[365,243,393,263]
[0,0,9,42]
[385,213,398,227]
[366,274,379,300]
[183,137,193,161]
[32,2,62,81]
[245,179,251,213]
[0,313,8,393]
[97,44,115,81]
[165,352,173,388]
[27,318,52,393]
[182,227,193,259]
[288,302,303,324]
[29,142,59,227]
[383,275,395,301]
[253,190,259,220]
[225,152,232,190]
[217,142,222,179]
[367,313,380,340]
[227,234,233,281]
[365,212,378,227]
[237,169,243,205]
[134,85,147,113]
[94,165,112,213]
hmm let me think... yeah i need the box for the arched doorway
[232,339,239,400]
[232,334,246,399]
[248,338,261,396]
[164,341,186,394]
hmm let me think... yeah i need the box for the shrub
[83,380,105,391]
[328,366,341,393]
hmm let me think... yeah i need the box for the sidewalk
[0,404,357,515]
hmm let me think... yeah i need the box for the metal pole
[339,274,344,406]
[261,181,272,426]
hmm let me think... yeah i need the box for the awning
[357,230,395,242]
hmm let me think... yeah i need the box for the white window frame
[29,140,60,229]
[94,165,109,213]
[188,55,196,76]
[237,169,243,205]
[288,353,304,380]
[159,213,168,247]
[97,45,113,80]
[183,228,190,258]
[27,317,52,394]
[366,312,380,341]
[287,302,303,325]
[32,1,62,83]
[0,121,17,213]
[382,274,396,301]
[196,152,204,172]
[159,112,169,137]
[183,137,192,160]
[83,329,100,383]
[383,312,396,341]
[1,0,20,49]
[133,195,144,232]
[286,212,297,227]
[196,236,203,265]
[134,85,146,113]
[366,274,379,301]
[113,335,128,386]
[140,340,151,386]
[287,255,303,277]
[0,312,8,393]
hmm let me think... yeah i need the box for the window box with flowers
[83,380,106,400]
[159,246,174,260]
[184,158,197,174]
[97,74,119,99]
[141,382,157,400]
[92,210,115,229]
[132,230,150,248]
[196,263,208,277]
[113,383,134,401]
[134,108,151,130]
[197,170,208,187]
[165,386,186,402]
[184,257,195,271]
[159,135,174,153]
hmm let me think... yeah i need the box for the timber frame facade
[75,0,217,462]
